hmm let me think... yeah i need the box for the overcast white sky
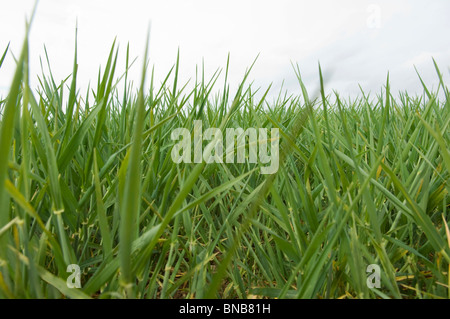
[1,0,449,101]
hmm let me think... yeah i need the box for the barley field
[0,25,449,299]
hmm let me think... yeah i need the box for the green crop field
[0,22,449,299]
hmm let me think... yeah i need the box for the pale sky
[1,0,449,101]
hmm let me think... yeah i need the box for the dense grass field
[0,28,449,299]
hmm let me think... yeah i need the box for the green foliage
[0,29,449,299]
